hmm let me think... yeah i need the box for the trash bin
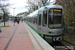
[0,26,1,32]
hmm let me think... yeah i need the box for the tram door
[37,14,42,34]
[42,10,48,34]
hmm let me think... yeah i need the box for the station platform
[0,21,54,50]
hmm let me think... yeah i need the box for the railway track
[62,40,75,46]
[61,40,75,50]
[47,40,75,50]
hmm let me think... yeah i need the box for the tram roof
[27,10,38,17]
[26,5,63,18]
[45,5,63,9]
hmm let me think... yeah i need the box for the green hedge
[64,21,75,35]
[0,30,1,32]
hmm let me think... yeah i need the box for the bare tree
[0,3,10,26]
[26,0,48,13]
[59,0,75,22]
[59,0,75,34]
[26,0,39,11]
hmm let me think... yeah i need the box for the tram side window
[28,18,29,22]
[31,18,33,23]
[36,18,37,24]
[28,18,30,22]
[32,17,33,23]
[34,17,37,24]
[30,18,31,22]
[48,9,53,24]
[38,14,41,26]
[43,11,47,26]
[33,18,35,24]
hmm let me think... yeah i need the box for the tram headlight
[53,32,55,33]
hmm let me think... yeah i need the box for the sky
[0,0,28,16]
[0,0,56,16]
[8,0,28,16]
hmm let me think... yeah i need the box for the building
[17,12,29,19]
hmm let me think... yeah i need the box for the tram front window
[48,9,63,28]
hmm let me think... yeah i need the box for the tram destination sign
[54,9,61,12]
[49,9,62,12]
[53,9,61,12]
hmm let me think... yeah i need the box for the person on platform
[13,18,17,26]
[17,18,20,24]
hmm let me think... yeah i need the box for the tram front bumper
[53,36,62,41]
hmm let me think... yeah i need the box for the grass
[0,26,10,33]
[63,36,75,45]
[0,30,1,32]
[1,26,10,27]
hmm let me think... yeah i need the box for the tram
[25,4,64,43]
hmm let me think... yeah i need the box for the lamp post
[7,7,16,21]
[13,8,15,16]
[7,7,16,16]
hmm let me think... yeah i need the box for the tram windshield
[48,9,63,28]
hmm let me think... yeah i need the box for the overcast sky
[0,0,56,16]
[4,0,28,16]
[8,0,56,16]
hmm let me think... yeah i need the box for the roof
[17,12,29,16]
[10,16,19,17]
